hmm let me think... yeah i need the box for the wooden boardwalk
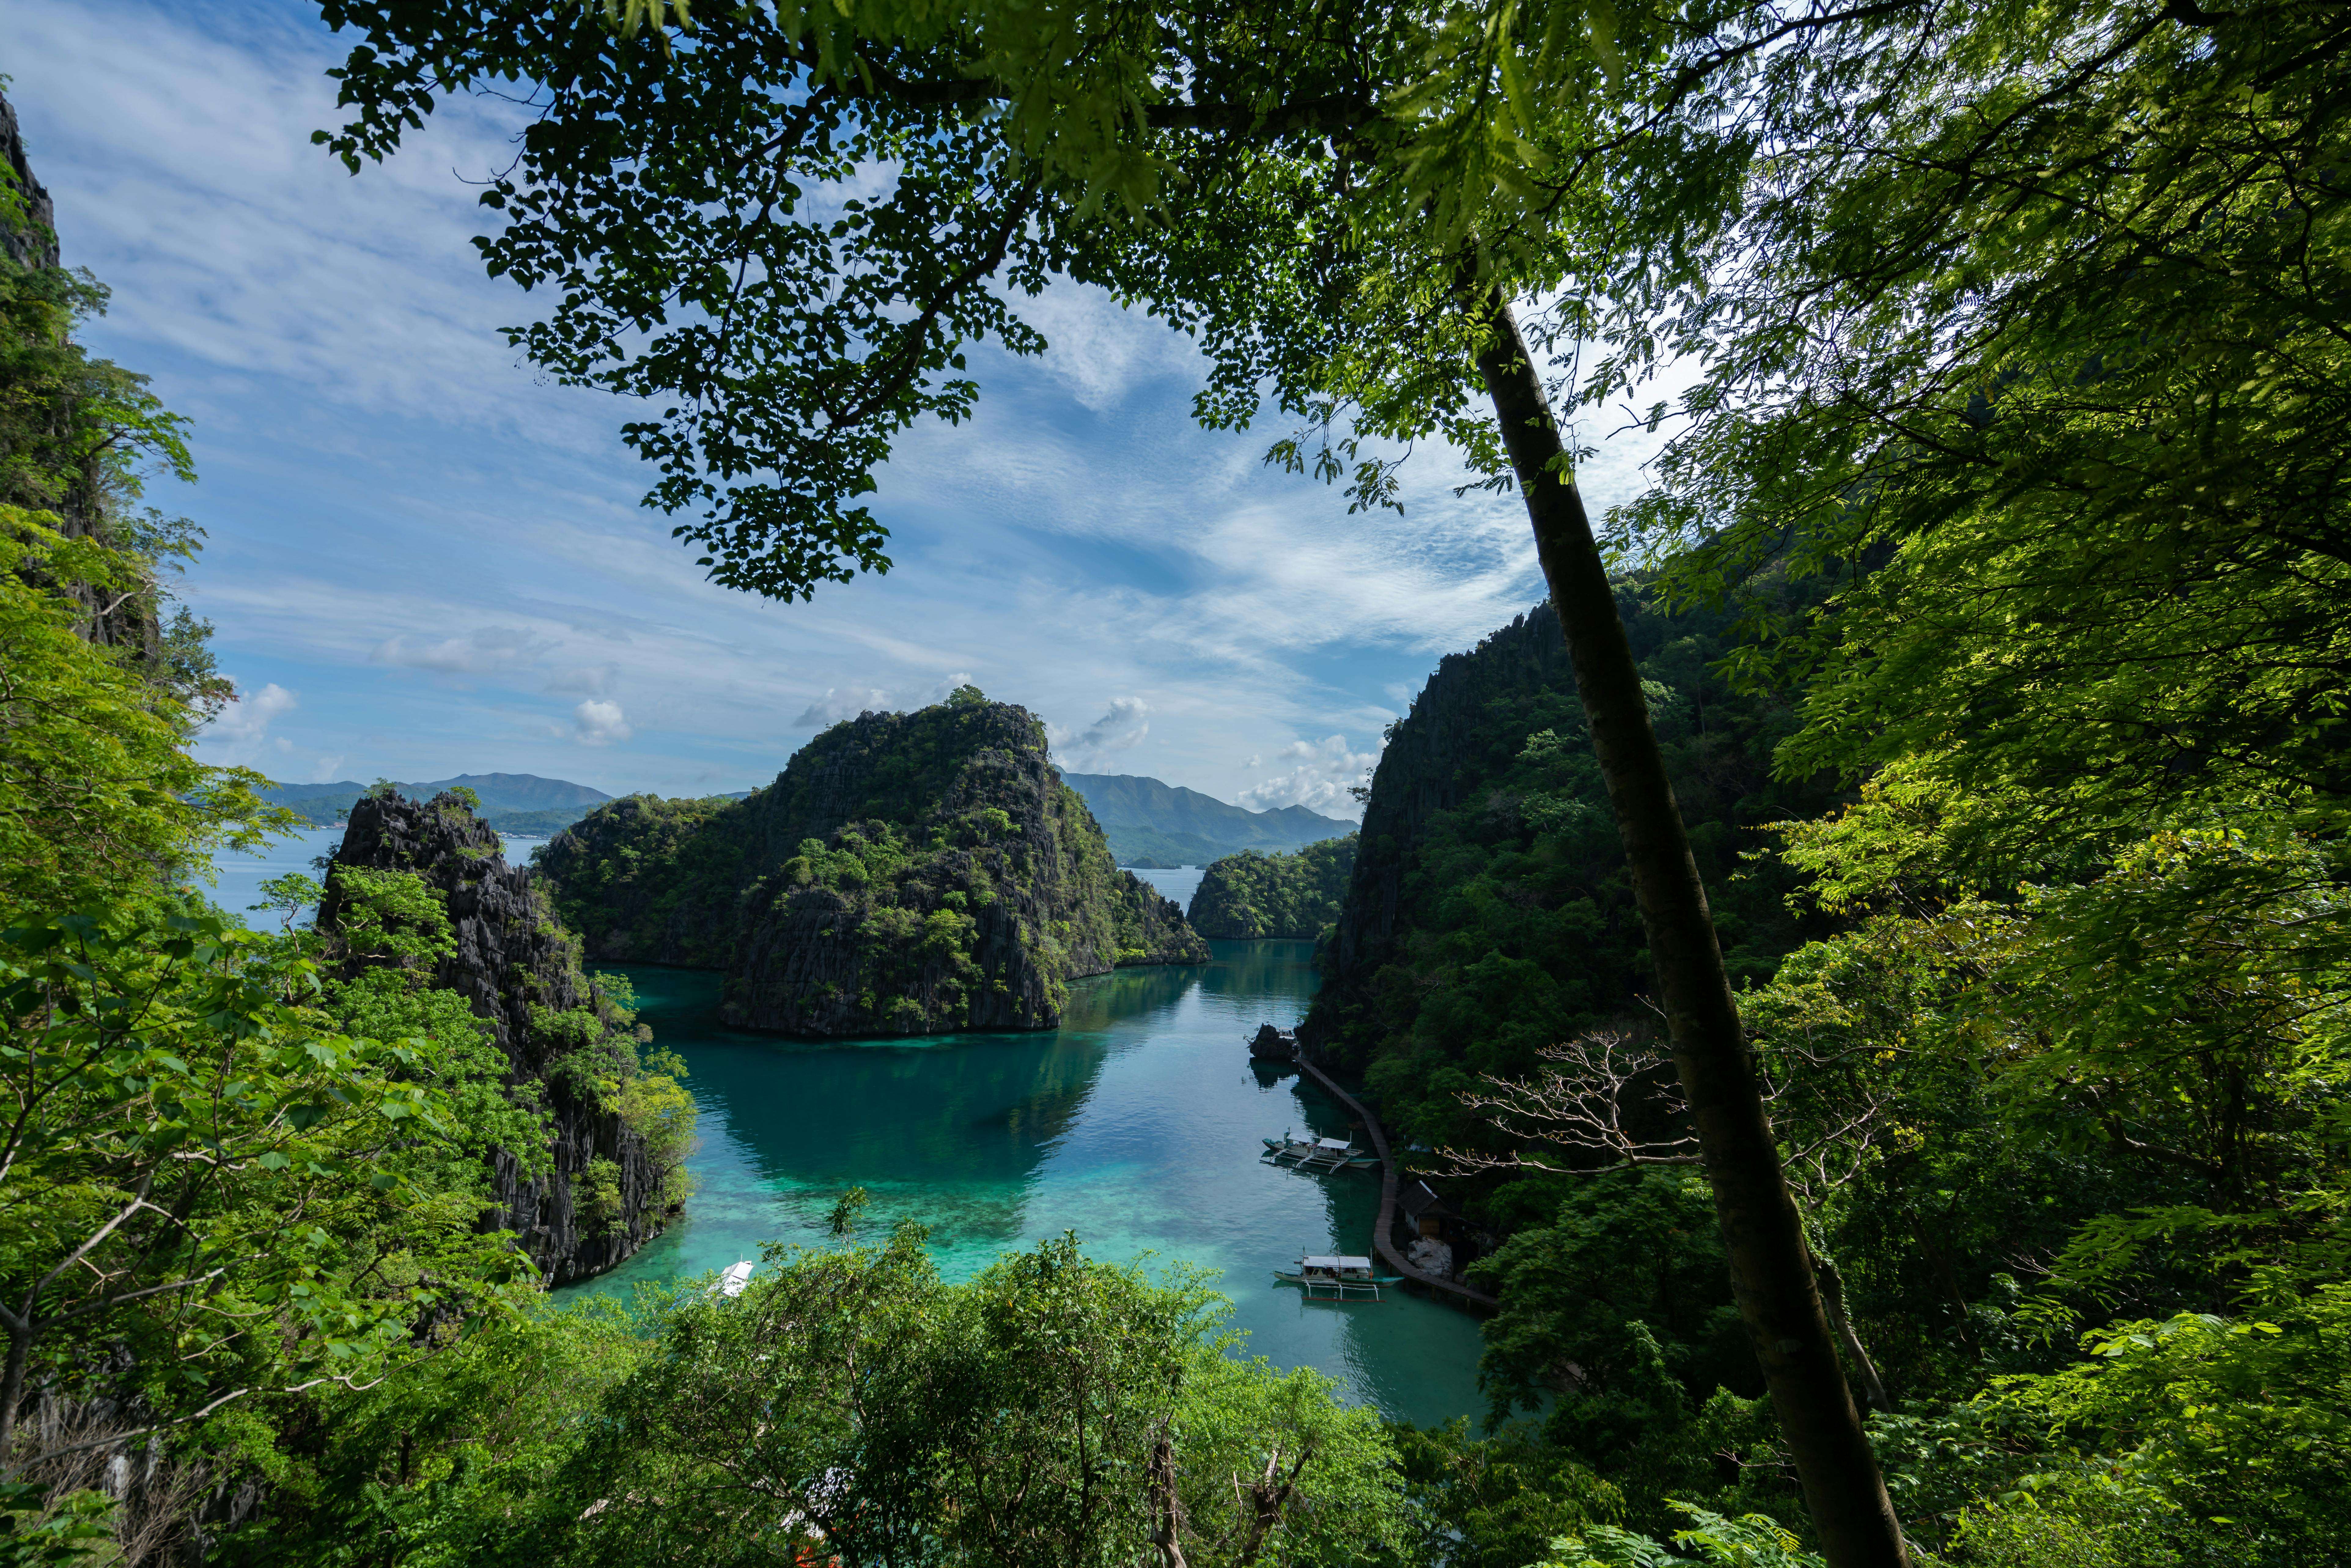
[1291,1052,1500,1311]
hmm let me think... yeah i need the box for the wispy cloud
[794,686,896,727]
[1013,282,1207,413]
[1056,696,1150,767]
[373,626,548,677]
[202,680,298,762]
[14,0,1626,812]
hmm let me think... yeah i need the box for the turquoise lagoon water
[563,934,1488,1429]
[208,842,1482,1424]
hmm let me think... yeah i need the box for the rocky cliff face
[538,694,1210,1036]
[1,94,59,271]
[1306,605,1573,1047]
[1299,584,1835,1086]
[319,791,670,1285]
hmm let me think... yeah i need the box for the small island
[536,688,1208,1035]
[1187,834,1357,939]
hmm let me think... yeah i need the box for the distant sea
[1124,865,1204,911]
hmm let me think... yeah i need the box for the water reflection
[575,942,1488,1429]
[621,968,1120,1251]
[1060,961,1203,1028]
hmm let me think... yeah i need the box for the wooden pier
[1290,1051,1500,1311]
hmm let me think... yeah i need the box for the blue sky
[7,0,1675,815]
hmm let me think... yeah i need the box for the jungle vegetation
[297,0,2351,1550]
[0,0,2343,1559]
[1189,835,1357,940]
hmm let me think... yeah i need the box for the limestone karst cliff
[1297,590,1837,1122]
[537,691,1210,1036]
[320,790,683,1285]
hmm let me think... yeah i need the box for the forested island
[536,691,1207,1035]
[1186,834,1356,939]
[8,0,2348,1560]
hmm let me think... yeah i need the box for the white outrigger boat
[1274,1255,1406,1301]
[1262,1134,1380,1172]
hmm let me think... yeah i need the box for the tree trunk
[1817,1257,1896,1414]
[1148,1435,1190,1568]
[0,1316,32,1463]
[1470,286,1910,1568]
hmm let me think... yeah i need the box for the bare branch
[1444,1030,1700,1175]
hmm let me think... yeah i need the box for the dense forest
[6,0,2348,1561]
[1188,835,1357,939]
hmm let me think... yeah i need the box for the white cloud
[11,0,1573,814]
[314,755,347,781]
[791,673,980,728]
[794,686,896,727]
[372,626,547,676]
[573,699,633,746]
[1014,283,1206,412]
[1236,734,1382,818]
[204,681,298,751]
[1,2,617,448]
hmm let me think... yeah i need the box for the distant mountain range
[259,770,1347,858]
[1058,773,1354,867]
[258,773,614,835]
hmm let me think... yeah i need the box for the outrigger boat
[1262,1135,1381,1172]
[1274,1255,1406,1301]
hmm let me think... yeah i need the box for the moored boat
[1273,1254,1405,1300]
[1260,1135,1380,1170]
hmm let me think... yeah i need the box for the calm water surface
[566,931,1487,1428]
[210,843,1480,1423]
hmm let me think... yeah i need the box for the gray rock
[322,791,669,1286]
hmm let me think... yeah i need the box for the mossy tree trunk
[1471,287,1910,1568]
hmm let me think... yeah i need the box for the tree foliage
[212,1229,1413,1568]
[1621,0,2351,857]
[0,906,527,1464]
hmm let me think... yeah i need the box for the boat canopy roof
[1315,1137,1352,1150]
[1299,1255,1374,1270]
